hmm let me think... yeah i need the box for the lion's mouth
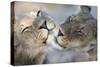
[74,30,85,36]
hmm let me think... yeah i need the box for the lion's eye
[22,26,32,33]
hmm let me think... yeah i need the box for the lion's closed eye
[21,26,33,33]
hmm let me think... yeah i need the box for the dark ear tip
[37,10,41,16]
[80,6,91,12]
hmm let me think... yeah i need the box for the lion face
[14,9,53,65]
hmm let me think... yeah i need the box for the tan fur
[14,10,49,65]
[60,6,97,61]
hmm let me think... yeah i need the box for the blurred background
[14,1,97,24]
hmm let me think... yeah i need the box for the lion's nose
[58,29,64,36]
[39,20,48,30]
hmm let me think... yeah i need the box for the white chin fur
[47,33,63,50]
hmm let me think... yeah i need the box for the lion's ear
[29,9,43,17]
[37,10,42,17]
